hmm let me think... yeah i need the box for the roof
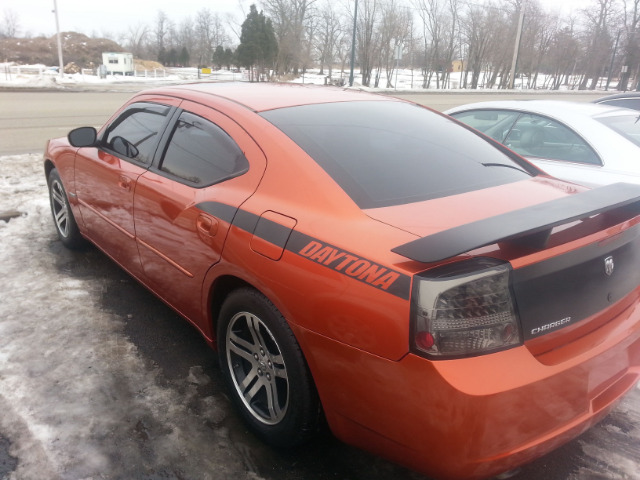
[146,82,399,112]
[594,92,640,101]
[445,100,639,122]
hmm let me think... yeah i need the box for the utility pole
[508,6,525,89]
[53,0,64,77]
[349,0,358,87]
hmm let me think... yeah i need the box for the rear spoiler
[392,183,640,263]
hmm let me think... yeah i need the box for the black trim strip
[195,201,412,299]
[392,183,640,263]
[254,217,295,249]
[196,201,239,224]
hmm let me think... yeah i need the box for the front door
[134,101,267,324]
[74,101,176,276]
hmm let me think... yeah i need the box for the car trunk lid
[385,180,640,352]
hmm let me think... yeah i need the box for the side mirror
[68,127,97,148]
[111,136,139,158]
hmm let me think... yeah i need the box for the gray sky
[3,0,593,39]
[3,0,248,38]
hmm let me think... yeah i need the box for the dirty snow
[0,153,639,479]
[1,62,606,93]
[0,153,264,479]
[0,64,244,90]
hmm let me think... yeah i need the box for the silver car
[446,100,640,187]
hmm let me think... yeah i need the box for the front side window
[103,102,172,164]
[450,110,520,142]
[504,114,601,165]
[160,111,249,187]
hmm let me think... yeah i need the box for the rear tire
[217,288,321,448]
[47,168,86,249]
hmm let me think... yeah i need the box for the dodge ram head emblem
[604,256,614,276]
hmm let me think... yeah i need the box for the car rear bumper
[296,290,640,480]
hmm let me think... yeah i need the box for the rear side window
[262,101,533,208]
[160,111,249,187]
[103,102,172,164]
[504,114,601,165]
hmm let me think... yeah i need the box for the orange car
[43,83,640,479]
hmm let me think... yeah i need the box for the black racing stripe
[197,201,411,300]
[254,217,295,249]
[196,201,238,224]
[232,208,260,234]
[232,208,295,249]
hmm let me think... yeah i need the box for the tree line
[2,0,639,90]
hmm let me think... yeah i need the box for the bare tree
[177,17,196,65]
[618,0,640,90]
[543,19,582,89]
[440,0,460,88]
[124,23,150,58]
[516,0,559,88]
[154,10,172,63]
[316,0,342,77]
[459,1,496,89]
[375,1,411,87]
[579,0,617,90]
[263,0,317,75]
[193,9,230,66]
[1,9,20,38]
[351,0,380,86]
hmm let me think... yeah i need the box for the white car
[445,100,640,187]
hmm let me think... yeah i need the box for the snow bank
[0,154,264,479]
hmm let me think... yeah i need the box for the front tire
[217,288,321,447]
[47,168,86,249]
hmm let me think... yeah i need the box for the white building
[102,52,134,76]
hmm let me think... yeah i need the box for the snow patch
[0,154,263,478]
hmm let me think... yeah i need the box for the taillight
[411,258,522,359]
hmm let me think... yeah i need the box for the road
[0,90,134,155]
[0,88,604,156]
[0,86,637,480]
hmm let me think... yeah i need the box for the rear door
[134,100,267,323]
[74,100,177,276]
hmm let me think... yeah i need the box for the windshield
[597,114,640,148]
[261,101,534,209]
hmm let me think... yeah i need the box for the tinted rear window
[261,101,533,208]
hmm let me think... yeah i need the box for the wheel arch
[206,274,318,384]
[207,274,254,347]
[44,158,56,180]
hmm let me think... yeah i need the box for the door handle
[197,214,219,237]
[118,175,132,191]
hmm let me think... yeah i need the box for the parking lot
[0,87,638,480]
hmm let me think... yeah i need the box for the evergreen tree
[224,47,234,70]
[236,4,277,81]
[212,45,225,69]
[179,46,190,67]
[167,48,178,67]
[157,46,167,66]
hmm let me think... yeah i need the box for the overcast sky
[3,0,594,40]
